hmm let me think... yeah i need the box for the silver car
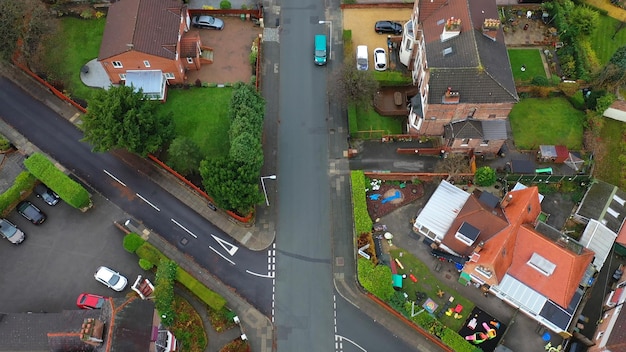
[191,15,225,30]
[0,219,25,244]
[94,266,128,291]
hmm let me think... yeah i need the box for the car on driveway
[76,293,108,309]
[17,201,46,225]
[375,21,402,35]
[373,48,387,71]
[94,266,128,291]
[0,218,25,244]
[34,184,60,206]
[192,15,224,30]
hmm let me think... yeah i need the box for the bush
[0,171,37,216]
[219,0,231,9]
[176,268,226,311]
[139,258,154,270]
[357,258,394,301]
[154,260,178,326]
[531,76,551,87]
[123,233,145,253]
[0,135,11,151]
[23,153,92,209]
[474,166,496,186]
[351,171,373,234]
[136,242,168,266]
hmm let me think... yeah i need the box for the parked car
[613,264,624,281]
[373,47,387,71]
[76,293,108,309]
[374,21,402,35]
[17,201,46,225]
[94,266,128,291]
[0,218,25,244]
[192,15,225,30]
[356,45,368,71]
[34,184,60,206]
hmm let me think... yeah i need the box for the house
[588,277,626,352]
[399,0,518,136]
[443,118,507,157]
[0,296,177,352]
[98,0,209,99]
[414,181,600,335]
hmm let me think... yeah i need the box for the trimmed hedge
[123,233,145,253]
[351,170,373,234]
[154,259,178,326]
[372,71,412,86]
[357,258,394,301]
[138,258,154,270]
[0,171,37,216]
[23,153,92,209]
[135,242,226,311]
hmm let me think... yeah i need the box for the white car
[373,48,387,71]
[94,266,128,291]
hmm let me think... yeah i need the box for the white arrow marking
[211,234,239,256]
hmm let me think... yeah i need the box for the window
[461,138,470,146]
[164,73,175,79]
[475,266,493,279]
[143,60,150,68]
[119,73,126,80]
[527,253,556,276]
[186,57,194,64]
[480,140,489,146]
[112,61,123,68]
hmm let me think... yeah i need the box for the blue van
[314,34,327,66]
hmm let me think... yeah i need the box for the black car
[17,201,46,225]
[34,183,60,206]
[375,21,402,35]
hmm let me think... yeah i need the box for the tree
[199,157,264,214]
[82,86,175,156]
[0,0,52,62]
[229,132,264,170]
[434,154,471,176]
[331,59,380,106]
[167,137,202,176]
[594,45,626,91]
[474,166,496,186]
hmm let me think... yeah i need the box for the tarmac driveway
[0,190,139,313]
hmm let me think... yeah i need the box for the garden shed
[539,145,569,163]
[510,159,535,174]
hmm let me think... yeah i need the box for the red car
[76,293,107,309]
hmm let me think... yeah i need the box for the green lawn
[589,15,626,65]
[159,87,232,158]
[354,104,404,138]
[509,97,585,150]
[507,49,546,82]
[52,17,106,102]
[389,249,474,332]
[594,118,623,186]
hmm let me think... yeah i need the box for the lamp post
[318,20,332,60]
[261,175,277,206]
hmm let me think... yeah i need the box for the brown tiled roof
[605,309,626,350]
[99,0,183,60]
[419,0,518,104]
[418,0,448,22]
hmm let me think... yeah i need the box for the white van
[356,45,368,71]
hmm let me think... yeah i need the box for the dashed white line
[171,218,197,238]
[103,169,126,187]
[335,335,366,351]
[136,193,160,211]
[209,246,236,265]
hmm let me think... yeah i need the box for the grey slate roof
[443,118,507,140]
[576,180,626,234]
[109,298,154,352]
[422,0,518,105]
[98,0,183,60]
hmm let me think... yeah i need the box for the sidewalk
[0,61,274,352]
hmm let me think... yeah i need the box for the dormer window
[475,265,493,279]
[461,138,470,146]
[455,222,480,246]
[527,253,556,276]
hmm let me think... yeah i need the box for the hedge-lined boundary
[0,171,37,217]
[350,170,373,234]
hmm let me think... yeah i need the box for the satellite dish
[384,232,394,240]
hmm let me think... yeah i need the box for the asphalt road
[0,77,273,315]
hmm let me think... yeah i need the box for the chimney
[481,18,500,41]
[501,194,513,208]
[441,17,461,42]
[442,87,460,104]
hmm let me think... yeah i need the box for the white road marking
[136,193,160,211]
[171,218,197,238]
[209,246,235,265]
[103,169,126,187]
[335,335,366,351]
[245,270,274,278]
[211,234,239,256]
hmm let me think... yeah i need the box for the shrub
[23,153,92,209]
[0,171,37,216]
[220,0,231,9]
[139,258,154,270]
[154,260,178,326]
[357,258,394,301]
[530,86,552,98]
[351,171,373,234]
[531,75,551,87]
[474,166,496,186]
[0,135,11,151]
[176,268,227,311]
[136,242,168,266]
[80,10,93,19]
[123,233,145,253]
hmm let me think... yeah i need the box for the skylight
[527,253,556,276]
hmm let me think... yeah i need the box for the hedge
[0,171,37,216]
[154,260,178,326]
[372,71,412,86]
[23,153,92,209]
[351,171,373,234]
[135,242,226,311]
[357,258,394,301]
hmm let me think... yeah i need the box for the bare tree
[329,58,380,107]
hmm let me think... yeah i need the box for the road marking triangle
[211,234,239,256]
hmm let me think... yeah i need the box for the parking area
[186,16,262,85]
[343,8,412,70]
[0,161,140,313]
